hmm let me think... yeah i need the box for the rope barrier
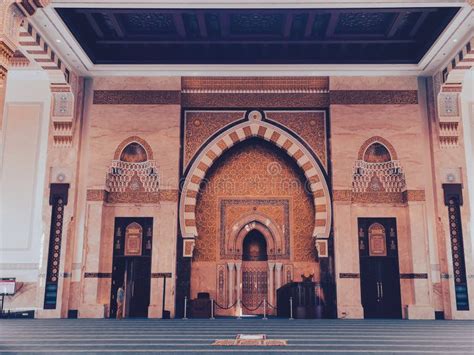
[266,300,277,309]
[214,300,238,310]
[240,300,264,312]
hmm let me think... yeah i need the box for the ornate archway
[179,111,332,253]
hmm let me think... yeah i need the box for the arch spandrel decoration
[180,111,332,252]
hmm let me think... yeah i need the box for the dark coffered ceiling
[56,7,460,65]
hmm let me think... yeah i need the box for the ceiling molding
[26,0,473,77]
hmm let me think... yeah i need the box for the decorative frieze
[400,273,428,279]
[332,189,425,204]
[330,90,418,105]
[339,273,360,279]
[93,90,181,105]
[86,188,179,204]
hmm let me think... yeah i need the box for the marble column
[333,202,364,319]
[267,262,275,306]
[78,201,107,318]
[227,262,235,307]
[235,262,242,308]
[275,263,283,292]
[406,202,435,319]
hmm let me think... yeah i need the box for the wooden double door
[358,218,402,319]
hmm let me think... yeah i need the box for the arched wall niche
[180,111,332,246]
[114,136,154,161]
[226,212,285,260]
[358,136,398,161]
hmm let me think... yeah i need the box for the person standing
[116,286,125,320]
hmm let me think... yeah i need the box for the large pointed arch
[179,111,332,243]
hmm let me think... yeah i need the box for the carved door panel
[242,261,267,315]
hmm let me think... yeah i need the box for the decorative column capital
[268,262,275,271]
[227,262,235,270]
[275,262,283,271]
[235,262,241,271]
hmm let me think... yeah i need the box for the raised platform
[0,318,473,353]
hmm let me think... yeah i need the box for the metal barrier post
[210,298,215,320]
[183,296,188,320]
[263,299,268,320]
[237,299,242,319]
[289,297,294,320]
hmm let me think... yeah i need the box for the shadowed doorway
[241,230,268,315]
[110,217,153,318]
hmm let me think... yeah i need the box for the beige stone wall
[74,77,180,318]
[330,76,436,319]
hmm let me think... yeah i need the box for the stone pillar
[406,202,435,319]
[235,262,242,307]
[333,201,364,319]
[267,262,275,306]
[78,200,107,318]
[275,263,283,292]
[227,262,235,307]
[149,202,178,318]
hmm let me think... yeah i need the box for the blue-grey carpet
[0,318,473,354]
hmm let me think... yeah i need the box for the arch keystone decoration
[179,112,332,255]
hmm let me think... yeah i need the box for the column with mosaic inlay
[443,184,470,313]
[43,184,70,310]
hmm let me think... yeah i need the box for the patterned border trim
[330,90,418,105]
[332,190,425,203]
[400,273,428,279]
[181,93,329,108]
[86,189,179,203]
[93,90,181,105]
[84,272,112,278]
[339,273,360,278]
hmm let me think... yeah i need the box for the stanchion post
[263,299,267,320]
[210,298,215,320]
[289,297,294,320]
[183,296,188,320]
[237,299,242,319]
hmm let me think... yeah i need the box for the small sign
[155,273,172,278]
[0,278,16,295]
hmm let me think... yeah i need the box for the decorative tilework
[194,139,316,262]
[339,273,360,278]
[265,111,327,168]
[181,93,329,108]
[330,90,418,105]
[93,90,181,105]
[399,273,428,279]
[184,111,246,168]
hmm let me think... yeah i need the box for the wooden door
[359,218,402,319]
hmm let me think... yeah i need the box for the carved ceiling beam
[15,0,50,17]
